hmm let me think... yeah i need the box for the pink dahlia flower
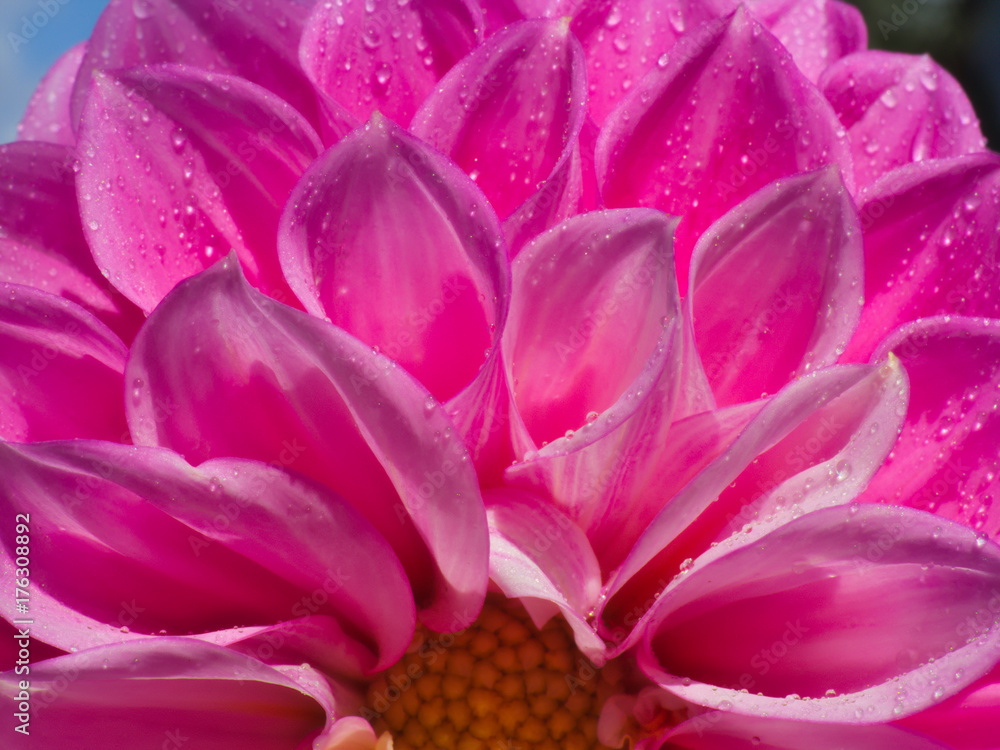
[1,0,999,748]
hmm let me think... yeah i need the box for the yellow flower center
[364,598,622,750]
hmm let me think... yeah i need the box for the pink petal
[278,114,508,405]
[662,712,951,749]
[501,208,687,571]
[300,0,483,124]
[71,0,326,135]
[899,663,1000,750]
[125,256,488,629]
[597,6,853,290]
[411,18,588,227]
[16,42,86,145]
[569,0,736,125]
[77,65,322,314]
[485,487,607,659]
[858,317,1000,541]
[599,358,908,648]
[0,440,414,672]
[0,142,143,342]
[747,0,867,84]
[820,51,987,187]
[0,284,128,442]
[690,167,863,406]
[0,639,331,749]
[640,504,1000,722]
[842,153,1000,361]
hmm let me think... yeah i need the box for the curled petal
[600,358,908,647]
[485,488,606,659]
[820,51,987,187]
[859,317,1000,541]
[690,167,863,406]
[898,663,1000,750]
[71,0,326,133]
[501,209,684,568]
[597,6,853,289]
[747,0,867,84]
[0,639,333,749]
[0,142,142,341]
[125,256,488,629]
[0,285,127,442]
[17,42,86,145]
[77,65,322,314]
[843,153,1000,361]
[661,712,951,749]
[569,0,735,125]
[640,504,1000,723]
[300,0,482,124]
[412,18,588,226]
[278,114,509,406]
[0,441,415,672]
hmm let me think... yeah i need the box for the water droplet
[170,127,188,153]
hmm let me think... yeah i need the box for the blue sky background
[0,0,109,142]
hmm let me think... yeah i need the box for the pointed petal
[485,487,607,659]
[0,639,331,749]
[71,0,327,134]
[690,167,864,406]
[597,6,853,290]
[300,0,482,124]
[278,114,509,406]
[640,504,1000,723]
[77,65,322,314]
[898,663,1000,750]
[859,317,1000,541]
[411,18,588,225]
[0,440,414,671]
[501,208,686,571]
[662,712,951,749]
[747,0,867,84]
[17,42,86,145]
[0,142,143,341]
[599,359,908,648]
[0,285,128,442]
[125,256,488,629]
[820,51,987,187]
[569,0,735,125]
[842,153,1000,361]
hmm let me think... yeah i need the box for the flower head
[2,0,1000,748]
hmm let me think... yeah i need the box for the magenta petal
[599,359,908,647]
[898,663,1000,750]
[691,167,863,406]
[126,256,488,628]
[842,153,1000,361]
[639,504,1000,722]
[278,114,509,406]
[0,440,414,671]
[71,0,326,133]
[858,317,1000,541]
[300,0,482,124]
[17,42,86,145]
[77,65,322,314]
[597,6,853,289]
[747,0,867,84]
[662,712,951,749]
[0,142,143,341]
[570,0,736,125]
[820,51,987,186]
[411,18,588,225]
[0,639,330,749]
[0,285,128,442]
[485,488,607,659]
[502,209,685,569]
